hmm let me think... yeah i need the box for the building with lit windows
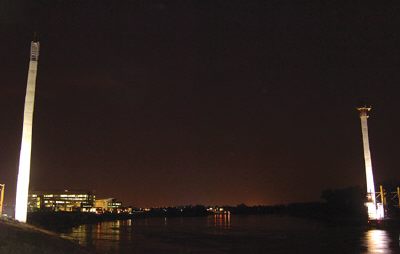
[94,198,124,213]
[28,190,95,212]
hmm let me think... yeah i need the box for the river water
[61,214,400,253]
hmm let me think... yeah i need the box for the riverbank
[27,206,211,231]
[0,218,91,254]
[28,211,133,231]
[27,206,368,233]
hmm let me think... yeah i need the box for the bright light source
[365,202,384,220]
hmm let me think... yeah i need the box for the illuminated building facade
[28,190,95,212]
[15,41,40,222]
[94,198,123,213]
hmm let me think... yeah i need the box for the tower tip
[357,105,371,118]
[30,40,40,61]
[356,105,372,111]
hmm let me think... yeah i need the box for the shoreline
[0,217,91,254]
[27,210,369,233]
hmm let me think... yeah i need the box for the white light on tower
[357,106,383,220]
[15,41,40,222]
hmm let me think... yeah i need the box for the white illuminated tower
[357,106,383,220]
[15,41,40,222]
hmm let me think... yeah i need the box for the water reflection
[364,230,391,254]
[212,213,231,229]
[62,219,133,253]
[61,216,400,254]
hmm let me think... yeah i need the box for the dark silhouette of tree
[321,186,367,219]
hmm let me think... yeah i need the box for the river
[61,214,400,253]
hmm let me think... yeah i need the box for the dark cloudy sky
[1,1,400,207]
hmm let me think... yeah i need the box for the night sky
[1,1,400,207]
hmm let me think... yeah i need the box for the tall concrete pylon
[357,106,384,220]
[15,41,40,222]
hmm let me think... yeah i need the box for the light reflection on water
[64,219,132,253]
[211,213,231,229]
[363,230,392,254]
[62,215,400,254]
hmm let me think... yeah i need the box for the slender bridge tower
[357,106,384,220]
[15,40,40,222]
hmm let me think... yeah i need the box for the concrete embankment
[0,218,91,254]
